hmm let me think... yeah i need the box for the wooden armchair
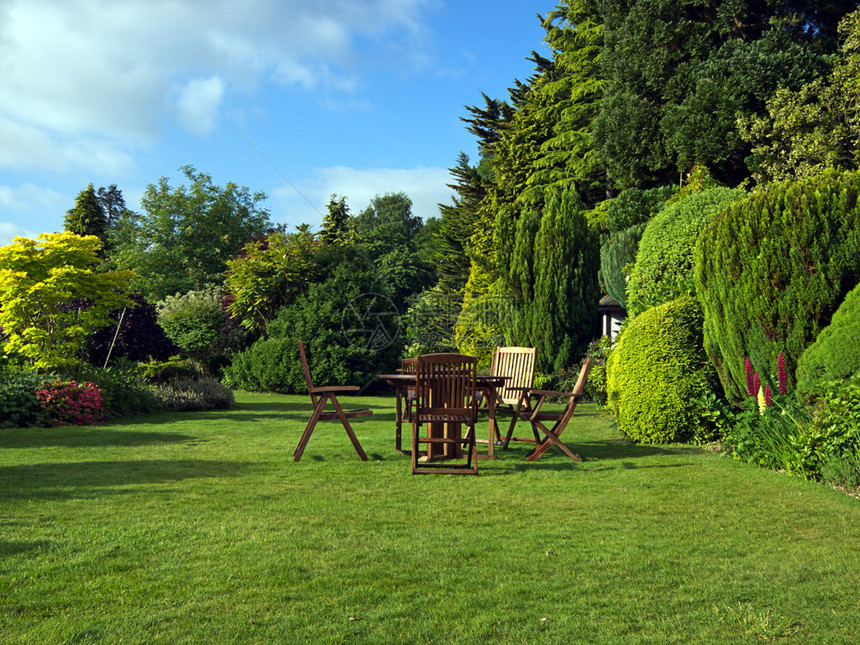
[293,341,371,462]
[411,353,479,475]
[486,346,536,445]
[502,357,593,462]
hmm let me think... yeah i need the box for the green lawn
[2,392,859,644]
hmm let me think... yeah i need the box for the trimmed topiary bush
[606,296,720,443]
[695,169,860,402]
[796,281,860,400]
[627,187,744,316]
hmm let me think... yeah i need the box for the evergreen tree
[516,188,599,372]
[321,195,352,245]
[433,153,486,293]
[64,184,108,244]
[96,184,130,230]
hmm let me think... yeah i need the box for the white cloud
[272,165,453,230]
[0,222,37,247]
[0,0,433,173]
[176,77,226,137]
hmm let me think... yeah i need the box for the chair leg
[294,395,328,462]
[329,395,368,461]
[411,419,420,473]
[527,421,582,462]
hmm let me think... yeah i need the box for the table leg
[395,384,404,453]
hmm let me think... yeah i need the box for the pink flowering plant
[36,380,104,426]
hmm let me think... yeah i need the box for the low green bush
[0,367,46,428]
[222,337,294,392]
[75,359,159,419]
[796,282,860,400]
[606,296,720,443]
[139,356,198,383]
[152,378,235,412]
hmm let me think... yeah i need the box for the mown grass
[2,391,859,644]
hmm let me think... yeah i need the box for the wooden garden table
[379,373,507,459]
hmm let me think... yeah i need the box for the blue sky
[0,0,552,247]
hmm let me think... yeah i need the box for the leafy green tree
[527,0,605,207]
[353,193,435,308]
[0,232,136,371]
[224,251,400,392]
[224,226,319,331]
[110,165,271,300]
[739,7,860,184]
[156,286,243,375]
[64,184,108,244]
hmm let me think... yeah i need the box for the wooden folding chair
[486,346,536,445]
[293,341,371,462]
[411,353,479,475]
[503,357,593,462]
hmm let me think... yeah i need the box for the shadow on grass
[0,540,53,557]
[0,459,258,501]
[0,428,197,450]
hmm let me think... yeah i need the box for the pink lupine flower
[764,383,773,407]
[777,351,787,395]
[745,357,755,397]
[752,371,761,398]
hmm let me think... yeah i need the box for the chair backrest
[297,341,318,405]
[401,358,417,374]
[415,353,477,414]
[570,356,593,399]
[490,346,536,405]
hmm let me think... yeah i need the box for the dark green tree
[64,184,108,244]
[353,193,435,308]
[433,153,486,293]
[96,184,131,231]
[739,7,860,184]
[594,0,846,189]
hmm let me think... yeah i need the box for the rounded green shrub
[695,169,860,401]
[627,187,745,316]
[606,296,720,443]
[796,281,860,399]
